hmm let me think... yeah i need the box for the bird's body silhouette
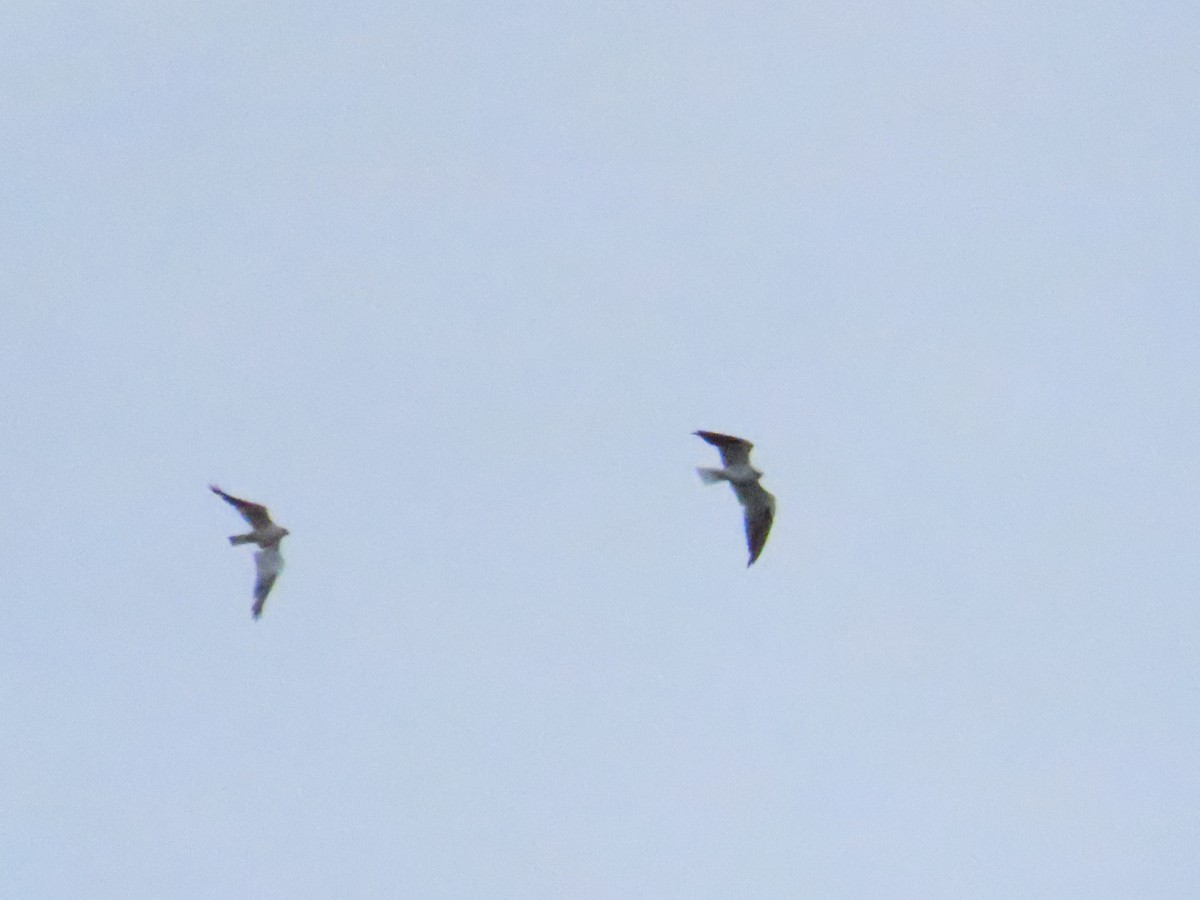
[694,431,776,566]
[210,485,289,618]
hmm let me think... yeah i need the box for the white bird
[210,485,289,619]
[694,430,776,566]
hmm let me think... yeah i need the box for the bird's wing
[251,545,284,619]
[735,482,776,566]
[694,430,754,468]
[210,485,273,530]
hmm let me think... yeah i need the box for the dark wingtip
[695,429,744,446]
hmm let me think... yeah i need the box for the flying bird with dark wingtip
[694,430,776,566]
[210,485,289,619]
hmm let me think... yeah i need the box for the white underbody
[697,463,761,486]
[233,523,289,548]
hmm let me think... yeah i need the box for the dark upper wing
[694,430,754,468]
[737,482,776,566]
[210,485,273,530]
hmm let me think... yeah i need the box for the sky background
[2,2,1199,897]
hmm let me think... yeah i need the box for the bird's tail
[229,534,255,546]
[696,467,726,485]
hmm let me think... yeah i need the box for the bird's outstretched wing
[252,545,284,619]
[210,485,274,530]
[693,430,754,468]
[734,481,776,566]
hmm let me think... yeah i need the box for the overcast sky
[3,2,1199,898]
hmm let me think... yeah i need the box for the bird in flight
[210,485,289,619]
[694,430,776,566]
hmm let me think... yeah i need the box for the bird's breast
[256,524,289,546]
[724,464,761,484]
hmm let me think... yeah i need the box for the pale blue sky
[3,2,1199,898]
